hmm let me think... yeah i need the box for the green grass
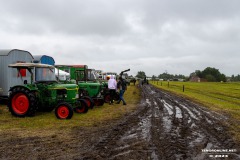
[150,80,240,142]
[0,84,141,135]
[150,81,240,117]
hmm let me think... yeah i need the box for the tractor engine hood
[49,83,78,90]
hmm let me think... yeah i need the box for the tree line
[135,67,240,82]
[231,75,240,82]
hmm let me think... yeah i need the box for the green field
[150,80,240,141]
[0,84,141,135]
[150,81,240,117]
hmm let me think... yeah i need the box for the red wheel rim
[57,106,69,119]
[75,101,86,113]
[12,93,29,115]
[84,99,91,108]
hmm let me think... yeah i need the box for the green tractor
[55,65,105,107]
[8,63,88,119]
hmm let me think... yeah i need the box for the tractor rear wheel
[55,102,73,119]
[104,93,111,103]
[104,92,119,103]
[82,96,94,109]
[93,98,105,106]
[8,87,37,117]
[114,92,120,101]
[74,99,89,113]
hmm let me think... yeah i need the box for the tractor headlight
[75,93,79,99]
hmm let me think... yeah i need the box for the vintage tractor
[55,65,105,107]
[8,63,88,119]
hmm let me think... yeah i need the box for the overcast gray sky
[0,0,239,77]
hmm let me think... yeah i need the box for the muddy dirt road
[79,84,239,160]
[0,84,239,160]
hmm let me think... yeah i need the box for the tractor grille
[89,86,97,89]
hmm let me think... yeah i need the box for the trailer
[0,49,34,98]
[55,68,70,81]
[33,55,55,65]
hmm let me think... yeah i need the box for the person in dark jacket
[116,76,127,105]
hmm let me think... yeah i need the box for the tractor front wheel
[104,92,119,103]
[82,96,94,109]
[104,93,111,103]
[55,102,73,119]
[74,99,89,113]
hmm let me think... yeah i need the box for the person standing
[116,77,127,105]
[108,75,117,105]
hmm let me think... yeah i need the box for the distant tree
[202,67,226,82]
[158,72,172,80]
[220,74,227,82]
[205,74,216,82]
[152,75,157,80]
[189,72,196,79]
[136,71,146,79]
[195,70,202,78]
[189,67,226,82]
[230,74,240,81]
[158,72,186,80]
[175,74,186,79]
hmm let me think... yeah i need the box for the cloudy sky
[0,0,239,77]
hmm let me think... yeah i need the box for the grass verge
[0,84,141,137]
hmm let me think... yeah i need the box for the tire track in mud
[80,84,240,160]
[80,86,157,159]
[80,100,153,159]
[146,85,239,160]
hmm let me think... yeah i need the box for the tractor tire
[93,98,105,106]
[55,102,73,119]
[74,99,89,113]
[104,93,111,103]
[104,92,120,103]
[8,87,37,117]
[82,96,94,109]
[114,92,120,101]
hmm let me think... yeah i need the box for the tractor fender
[9,85,37,93]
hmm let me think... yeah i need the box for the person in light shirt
[108,75,117,105]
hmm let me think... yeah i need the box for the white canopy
[55,68,70,81]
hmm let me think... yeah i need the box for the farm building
[190,76,207,82]
[33,55,55,65]
[0,49,34,97]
